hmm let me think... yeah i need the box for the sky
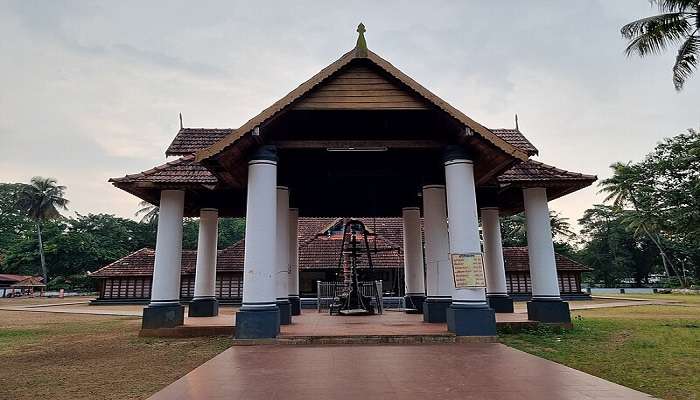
[0,1,698,231]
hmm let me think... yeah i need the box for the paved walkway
[148,343,655,400]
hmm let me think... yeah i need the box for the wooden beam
[272,140,442,149]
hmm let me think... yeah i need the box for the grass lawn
[0,310,230,400]
[500,296,700,400]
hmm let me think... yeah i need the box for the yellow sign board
[451,253,486,288]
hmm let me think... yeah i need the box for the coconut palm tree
[16,177,69,283]
[135,200,158,224]
[599,163,682,284]
[621,0,700,90]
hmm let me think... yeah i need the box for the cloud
[0,0,698,229]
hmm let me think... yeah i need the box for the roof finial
[179,113,183,130]
[355,23,368,57]
[515,113,519,130]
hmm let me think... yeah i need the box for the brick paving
[148,343,655,400]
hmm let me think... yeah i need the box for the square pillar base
[423,297,451,323]
[446,304,497,336]
[404,294,425,314]
[277,299,292,325]
[188,298,219,317]
[527,299,571,323]
[142,303,184,329]
[289,296,301,316]
[235,306,280,339]
[487,295,514,313]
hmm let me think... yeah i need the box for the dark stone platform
[446,304,497,336]
[188,297,219,317]
[235,306,280,339]
[142,303,184,329]
[487,295,514,313]
[422,297,451,323]
[527,298,571,323]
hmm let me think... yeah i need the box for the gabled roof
[195,44,529,162]
[166,128,235,156]
[0,274,37,283]
[490,129,538,156]
[10,276,46,287]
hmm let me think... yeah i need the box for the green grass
[500,303,700,400]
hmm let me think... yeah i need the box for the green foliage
[621,0,700,90]
[583,128,700,286]
[500,211,576,257]
[0,191,247,289]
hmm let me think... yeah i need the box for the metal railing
[316,280,383,313]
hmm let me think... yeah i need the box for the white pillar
[523,187,561,300]
[237,147,280,339]
[402,207,425,309]
[142,189,185,329]
[422,184,452,322]
[288,208,300,315]
[481,207,508,296]
[190,208,219,316]
[444,158,487,306]
[150,190,185,305]
[240,156,278,308]
[422,185,451,298]
[443,146,496,336]
[275,186,292,324]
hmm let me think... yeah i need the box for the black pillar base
[404,294,426,313]
[487,295,514,313]
[142,303,184,329]
[289,296,301,316]
[446,304,497,336]
[188,297,219,317]
[527,299,571,323]
[277,299,292,325]
[235,306,280,339]
[423,297,451,323]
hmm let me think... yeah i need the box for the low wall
[586,288,660,295]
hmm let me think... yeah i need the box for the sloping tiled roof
[159,126,537,157]
[0,274,36,283]
[498,159,597,185]
[490,129,538,155]
[109,155,218,185]
[10,276,46,287]
[504,247,591,272]
[90,244,246,277]
[195,47,529,162]
[92,218,590,277]
[166,128,235,156]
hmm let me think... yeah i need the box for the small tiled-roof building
[90,217,590,303]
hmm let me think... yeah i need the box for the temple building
[109,25,596,338]
[90,217,591,303]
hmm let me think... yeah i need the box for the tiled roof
[498,159,597,184]
[92,218,590,277]
[166,128,235,156]
[109,155,218,185]
[90,244,245,277]
[490,129,538,155]
[0,274,36,283]
[504,247,591,272]
[195,49,529,162]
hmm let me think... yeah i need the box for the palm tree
[135,201,158,224]
[621,0,700,90]
[599,162,682,284]
[16,177,69,283]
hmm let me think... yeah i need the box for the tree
[621,0,700,90]
[500,210,575,247]
[15,177,69,283]
[135,200,158,224]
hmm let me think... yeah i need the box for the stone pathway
[148,343,656,400]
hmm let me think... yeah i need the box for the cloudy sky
[1,1,698,229]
